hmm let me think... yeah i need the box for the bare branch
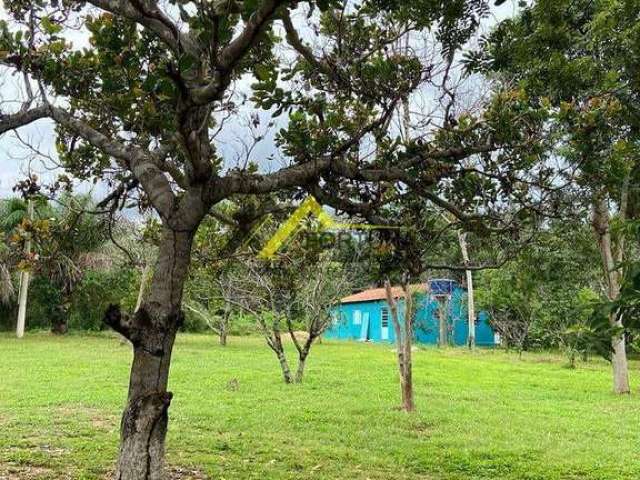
[281,10,332,76]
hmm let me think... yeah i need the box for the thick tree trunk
[116,343,175,480]
[51,316,68,335]
[106,228,195,479]
[611,317,629,393]
[219,326,228,347]
[592,197,630,394]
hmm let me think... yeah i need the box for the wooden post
[16,198,33,338]
[457,231,475,349]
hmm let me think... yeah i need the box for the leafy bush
[69,268,138,331]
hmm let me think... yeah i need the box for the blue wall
[325,285,495,347]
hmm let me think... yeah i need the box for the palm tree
[0,198,30,311]
[0,197,29,232]
[0,244,15,305]
[38,194,111,334]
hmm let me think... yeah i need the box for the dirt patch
[408,420,435,437]
[36,445,67,457]
[281,331,323,344]
[167,467,209,479]
[0,465,58,480]
[89,412,118,432]
[100,466,208,480]
[0,412,13,428]
[2,445,67,458]
[54,405,117,432]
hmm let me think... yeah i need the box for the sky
[0,1,521,203]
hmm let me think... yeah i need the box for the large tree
[0,1,549,477]
[473,0,640,393]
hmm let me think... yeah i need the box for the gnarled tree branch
[86,0,200,57]
[192,0,290,104]
[0,105,50,135]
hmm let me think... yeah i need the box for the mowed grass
[1,334,640,479]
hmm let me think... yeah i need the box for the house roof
[340,279,461,304]
[340,284,428,304]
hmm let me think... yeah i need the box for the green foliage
[181,311,257,336]
[475,0,640,202]
[0,194,138,332]
[471,0,640,368]
[589,260,640,359]
[476,222,601,355]
[69,268,137,331]
[24,276,63,330]
[0,198,29,232]
[0,266,138,332]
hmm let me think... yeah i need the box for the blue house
[324,279,496,346]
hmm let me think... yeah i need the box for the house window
[381,307,389,328]
[353,310,362,325]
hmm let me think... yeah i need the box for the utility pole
[457,230,475,349]
[16,198,33,338]
[440,211,476,349]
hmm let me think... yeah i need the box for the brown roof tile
[340,283,428,304]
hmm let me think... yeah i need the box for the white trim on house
[381,306,389,340]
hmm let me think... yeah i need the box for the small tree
[384,278,419,412]
[185,201,282,346]
[220,248,349,383]
[184,302,232,346]
[476,265,538,355]
[185,260,233,347]
[218,259,297,383]
[289,254,350,382]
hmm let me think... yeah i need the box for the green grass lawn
[1,333,639,479]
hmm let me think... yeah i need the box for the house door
[353,309,362,340]
[381,307,390,340]
[359,312,370,341]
